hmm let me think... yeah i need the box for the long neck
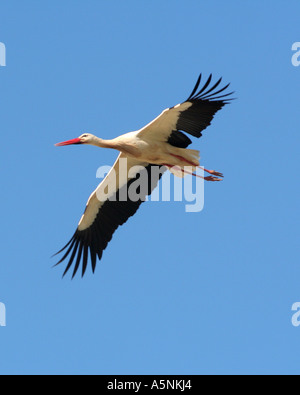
[92,136,117,149]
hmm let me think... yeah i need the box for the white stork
[54,74,233,278]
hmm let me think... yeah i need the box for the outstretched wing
[55,154,166,278]
[137,74,233,145]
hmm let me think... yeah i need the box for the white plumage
[54,73,233,278]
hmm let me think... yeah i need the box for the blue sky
[0,0,300,375]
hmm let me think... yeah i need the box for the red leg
[169,154,223,178]
[202,168,224,178]
[164,165,222,181]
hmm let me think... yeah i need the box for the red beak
[55,138,82,147]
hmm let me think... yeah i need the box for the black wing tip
[187,73,234,103]
[51,234,76,258]
[53,230,95,279]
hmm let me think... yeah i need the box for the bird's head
[55,133,96,147]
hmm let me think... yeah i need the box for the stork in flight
[54,74,233,278]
